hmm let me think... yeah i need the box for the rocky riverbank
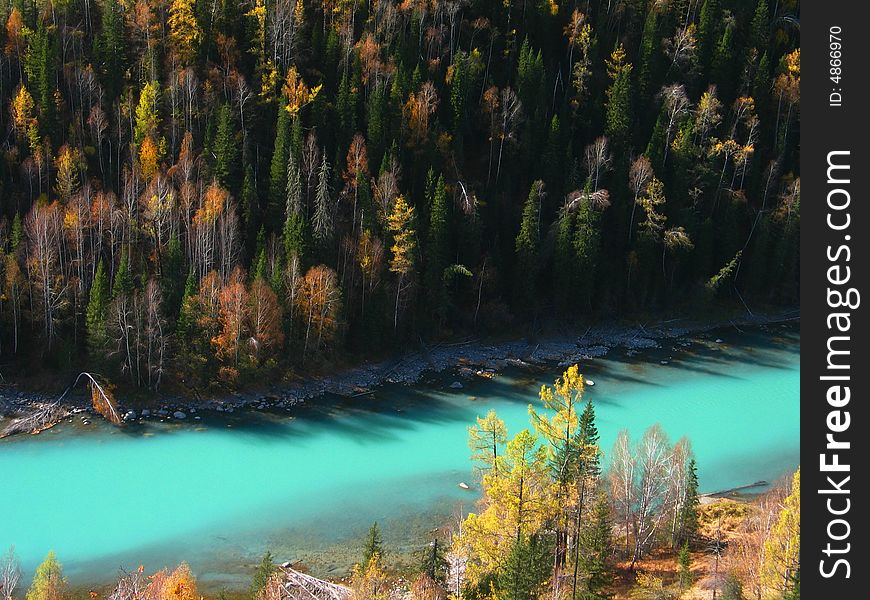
[0,308,798,437]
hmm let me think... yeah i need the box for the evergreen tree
[678,458,701,546]
[94,0,126,100]
[514,180,545,312]
[312,154,333,252]
[720,574,745,600]
[269,102,291,227]
[86,260,111,356]
[113,253,134,299]
[578,495,613,600]
[677,541,692,593]
[420,539,448,583]
[11,213,23,251]
[249,551,275,600]
[162,235,186,321]
[283,154,306,268]
[697,0,721,73]
[213,103,239,190]
[604,46,633,145]
[497,533,552,600]
[362,522,384,569]
[241,165,260,261]
[425,174,450,322]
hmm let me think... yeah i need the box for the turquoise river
[0,324,799,590]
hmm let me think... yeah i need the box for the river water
[0,324,799,590]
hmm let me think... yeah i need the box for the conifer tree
[269,102,291,227]
[678,458,701,546]
[425,174,450,322]
[514,180,545,312]
[25,552,66,600]
[213,104,239,190]
[604,46,633,145]
[86,260,111,356]
[578,494,614,600]
[497,533,551,600]
[362,523,384,569]
[249,551,274,600]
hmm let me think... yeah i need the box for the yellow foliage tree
[139,135,159,181]
[349,552,389,600]
[168,0,201,65]
[468,409,508,477]
[761,468,800,596]
[458,429,556,586]
[282,66,322,117]
[386,194,416,329]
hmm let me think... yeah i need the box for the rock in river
[450,381,463,389]
[173,411,187,419]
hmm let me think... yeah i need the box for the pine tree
[514,180,545,312]
[113,253,134,299]
[678,458,701,546]
[249,551,275,600]
[579,495,613,600]
[213,103,239,190]
[11,213,23,251]
[283,154,306,268]
[677,541,692,593]
[425,174,450,322]
[420,539,448,582]
[697,0,721,73]
[94,0,126,100]
[362,523,384,569]
[269,102,291,227]
[241,165,260,261]
[162,235,186,321]
[312,154,333,251]
[720,574,745,600]
[497,533,551,600]
[86,260,111,356]
[604,46,633,145]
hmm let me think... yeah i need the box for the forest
[0,0,799,391]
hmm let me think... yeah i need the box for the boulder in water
[173,411,187,419]
[458,482,470,490]
[450,381,463,389]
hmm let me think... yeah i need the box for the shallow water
[0,325,799,589]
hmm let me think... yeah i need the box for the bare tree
[0,547,20,600]
[496,87,522,183]
[660,84,690,164]
[628,156,654,242]
[584,136,612,191]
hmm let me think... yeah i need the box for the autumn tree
[386,195,416,330]
[298,265,342,360]
[168,0,202,65]
[468,409,508,477]
[25,552,66,600]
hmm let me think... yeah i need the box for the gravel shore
[0,308,798,436]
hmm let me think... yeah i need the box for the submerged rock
[449,381,463,389]
[173,411,187,419]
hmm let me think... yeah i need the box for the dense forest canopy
[0,0,799,389]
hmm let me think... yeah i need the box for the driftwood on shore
[0,401,70,438]
[265,567,352,600]
[0,372,122,438]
